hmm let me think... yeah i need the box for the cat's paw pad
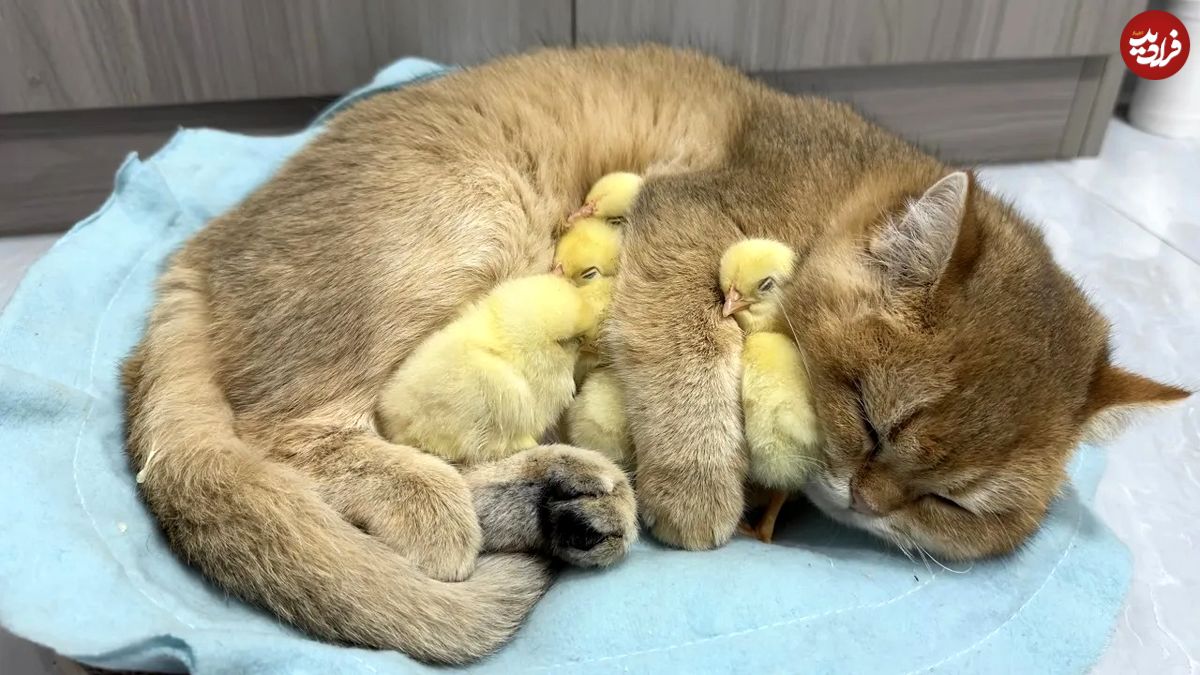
[536,445,637,567]
[541,445,622,498]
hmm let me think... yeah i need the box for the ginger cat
[122,45,1188,663]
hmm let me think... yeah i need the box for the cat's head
[790,169,1189,559]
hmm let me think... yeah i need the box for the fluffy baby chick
[720,239,797,334]
[376,274,600,465]
[572,277,615,382]
[720,239,821,543]
[567,172,644,224]
[553,213,635,467]
[554,216,621,380]
[566,368,634,471]
[553,216,622,287]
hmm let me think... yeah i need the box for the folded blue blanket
[0,58,1131,674]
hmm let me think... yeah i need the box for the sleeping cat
[122,45,1188,663]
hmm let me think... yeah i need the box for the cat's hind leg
[265,427,636,576]
[268,423,483,582]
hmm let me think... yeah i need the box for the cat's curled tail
[121,259,551,664]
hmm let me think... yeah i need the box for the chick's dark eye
[758,277,776,292]
[580,267,600,280]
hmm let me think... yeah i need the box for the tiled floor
[0,120,1196,673]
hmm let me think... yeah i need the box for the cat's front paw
[637,468,742,551]
[536,445,638,567]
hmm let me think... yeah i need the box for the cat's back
[323,45,758,192]
[183,45,767,422]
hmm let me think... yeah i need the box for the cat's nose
[850,484,881,516]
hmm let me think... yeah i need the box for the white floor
[0,233,57,311]
[1,119,1197,674]
[976,121,1199,675]
[0,239,79,674]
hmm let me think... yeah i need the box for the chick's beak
[722,287,750,317]
[552,263,565,276]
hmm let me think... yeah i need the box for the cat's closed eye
[924,493,972,514]
[852,383,882,457]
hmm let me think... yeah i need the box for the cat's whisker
[892,538,918,565]
[914,541,935,577]
[790,457,828,471]
[915,542,973,575]
[774,301,825,433]
[777,302,803,350]
[891,529,936,577]
[778,307,820,399]
[884,528,920,566]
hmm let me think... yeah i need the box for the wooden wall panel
[0,0,572,113]
[759,57,1085,163]
[576,0,1147,70]
[0,98,332,234]
[0,0,1135,234]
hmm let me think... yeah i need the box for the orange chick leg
[753,490,789,543]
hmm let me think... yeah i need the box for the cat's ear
[1081,364,1190,442]
[870,171,969,290]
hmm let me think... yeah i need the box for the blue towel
[0,58,1131,674]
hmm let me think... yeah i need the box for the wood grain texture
[0,0,571,113]
[759,57,1085,163]
[0,98,332,235]
[1077,54,1126,156]
[1060,55,1107,157]
[576,0,1148,70]
[2,54,1091,238]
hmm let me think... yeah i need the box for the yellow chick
[719,239,821,543]
[553,209,635,467]
[553,216,622,286]
[376,274,600,465]
[567,172,644,223]
[553,217,621,381]
[573,277,614,382]
[566,368,634,471]
[720,238,797,334]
